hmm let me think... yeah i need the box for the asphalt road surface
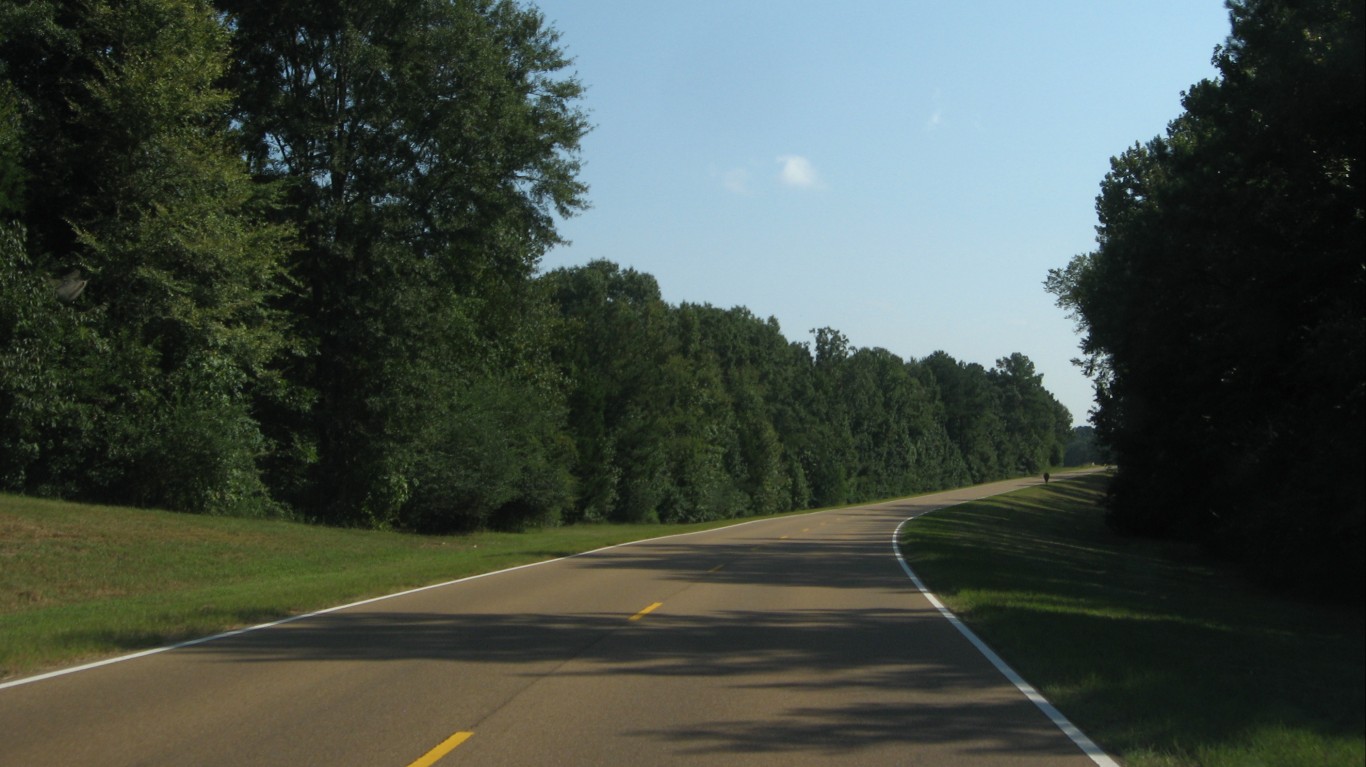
[1,474,1109,766]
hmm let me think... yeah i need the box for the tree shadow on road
[175,602,1093,761]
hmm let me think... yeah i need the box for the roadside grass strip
[0,493,772,683]
[0,491,844,685]
[893,508,1119,767]
[897,473,1366,767]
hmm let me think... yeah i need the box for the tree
[217,0,590,525]
[542,261,676,522]
[988,353,1071,474]
[1062,426,1110,466]
[922,351,1005,482]
[1046,0,1363,596]
[1,0,292,514]
[678,304,793,516]
[0,81,20,216]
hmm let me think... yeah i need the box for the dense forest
[0,0,1074,532]
[1047,0,1363,597]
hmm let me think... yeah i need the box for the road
[0,474,1107,766]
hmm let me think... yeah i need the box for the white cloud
[776,155,822,189]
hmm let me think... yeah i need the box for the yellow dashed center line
[629,602,663,621]
[407,731,473,767]
[708,564,725,573]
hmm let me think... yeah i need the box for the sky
[531,1,1235,426]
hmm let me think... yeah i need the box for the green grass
[0,493,756,679]
[901,473,1365,767]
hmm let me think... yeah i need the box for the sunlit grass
[0,493,750,679]
[901,473,1365,767]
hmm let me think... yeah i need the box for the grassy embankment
[0,494,753,679]
[901,472,1365,767]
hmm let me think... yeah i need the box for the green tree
[0,81,20,216]
[545,265,1071,524]
[922,351,1006,482]
[1046,0,1363,596]
[802,327,857,506]
[988,353,1071,474]
[1063,426,1109,467]
[1,0,292,514]
[678,304,793,516]
[218,0,589,525]
[542,261,675,522]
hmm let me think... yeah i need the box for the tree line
[542,261,1073,528]
[1,0,1073,532]
[1046,0,1363,598]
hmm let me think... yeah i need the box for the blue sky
[532,1,1234,426]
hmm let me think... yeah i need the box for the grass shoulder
[900,472,1365,767]
[0,493,758,680]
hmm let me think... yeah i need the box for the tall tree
[988,353,1071,475]
[0,0,291,514]
[1046,0,1363,595]
[678,304,793,517]
[923,351,1006,482]
[542,261,676,523]
[218,0,590,525]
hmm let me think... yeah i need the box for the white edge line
[892,505,1121,767]
[0,511,795,692]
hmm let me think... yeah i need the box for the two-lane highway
[0,475,1108,766]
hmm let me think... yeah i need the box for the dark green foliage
[0,224,89,491]
[218,0,588,526]
[921,350,1071,484]
[987,353,1073,475]
[677,304,794,516]
[1063,426,1110,467]
[1,0,291,516]
[1046,0,1364,597]
[543,260,1070,524]
[922,352,1005,482]
[540,261,671,523]
[0,83,21,216]
[402,375,574,532]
